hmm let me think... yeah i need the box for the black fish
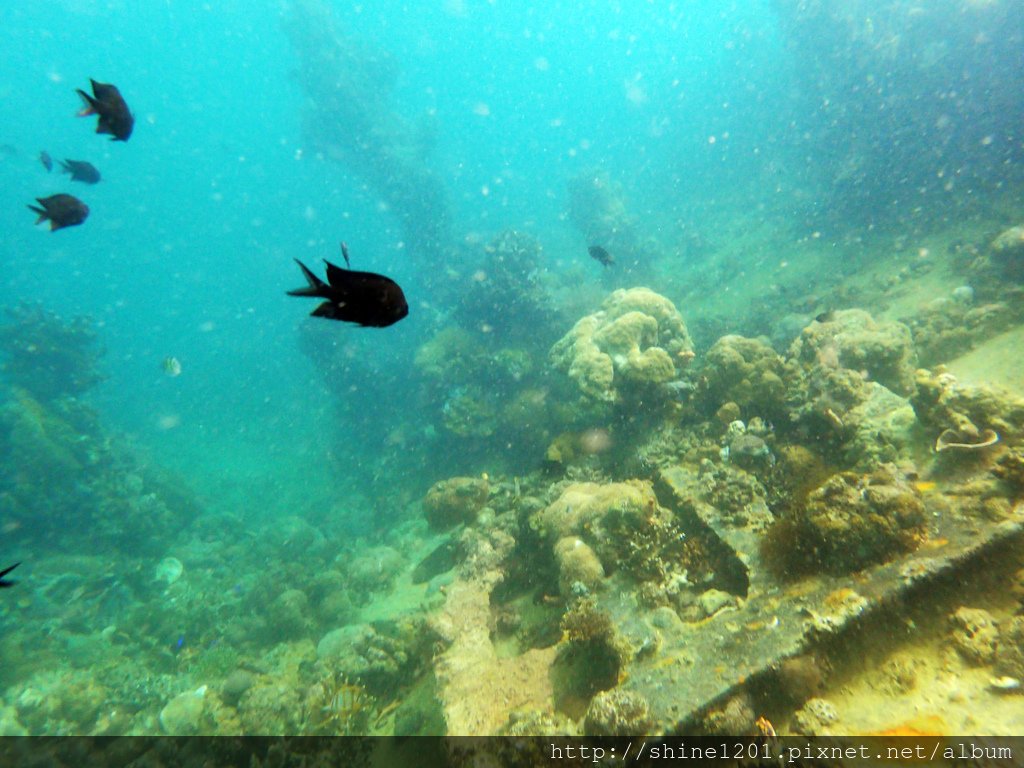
[40,150,53,172]
[60,159,101,184]
[76,79,134,141]
[588,245,614,267]
[27,194,90,231]
[815,310,836,323]
[0,563,19,589]
[288,244,408,328]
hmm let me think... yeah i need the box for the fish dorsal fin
[323,259,350,287]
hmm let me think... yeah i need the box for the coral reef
[905,295,1016,366]
[159,687,209,735]
[789,309,918,396]
[838,383,917,471]
[792,697,839,736]
[316,622,418,698]
[422,476,489,530]
[452,230,559,344]
[912,368,1024,445]
[583,689,653,735]
[300,671,376,735]
[0,302,104,402]
[551,288,693,406]
[765,464,925,575]
[534,480,703,612]
[703,335,789,422]
[990,224,1024,280]
[553,537,605,597]
[0,388,201,556]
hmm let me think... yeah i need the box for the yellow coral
[554,536,605,596]
[551,287,692,405]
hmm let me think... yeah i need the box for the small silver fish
[162,356,182,377]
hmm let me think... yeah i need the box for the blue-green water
[2,0,1024,739]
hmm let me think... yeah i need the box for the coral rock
[584,689,653,735]
[994,616,1024,680]
[554,537,605,597]
[949,607,1000,665]
[551,288,692,405]
[991,224,1024,280]
[159,687,207,736]
[790,309,918,396]
[779,464,926,574]
[704,335,789,419]
[423,476,489,530]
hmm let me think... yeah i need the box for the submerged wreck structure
[282,0,452,264]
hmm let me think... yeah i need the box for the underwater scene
[1,0,1023,739]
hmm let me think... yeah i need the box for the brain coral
[550,288,692,404]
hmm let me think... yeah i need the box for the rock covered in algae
[703,334,789,419]
[238,682,302,734]
[905,296,1015,366]
[792,697,839,736]
[502,708,577,736]
[535,480,696,603]
[773,463,926,575]
[584,689,653,735]
[534,480,661,576]
[267,588,314,640]
[949,606,999,666]
[550,287,693,405]
[422,476,489,530]
[316,622,415,695]
[991,224,1024,279]
[994,616,1024,681]
[912,367,1024,443]
[789,308,918,396]
[839,382,917,470]
[554,536,605,597]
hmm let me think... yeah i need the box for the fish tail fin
[59,160,71,175]
[287,259,326,297]
[76,89,98,117]
[26,204,48,225]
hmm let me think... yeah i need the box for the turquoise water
[2,0,1023,738]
